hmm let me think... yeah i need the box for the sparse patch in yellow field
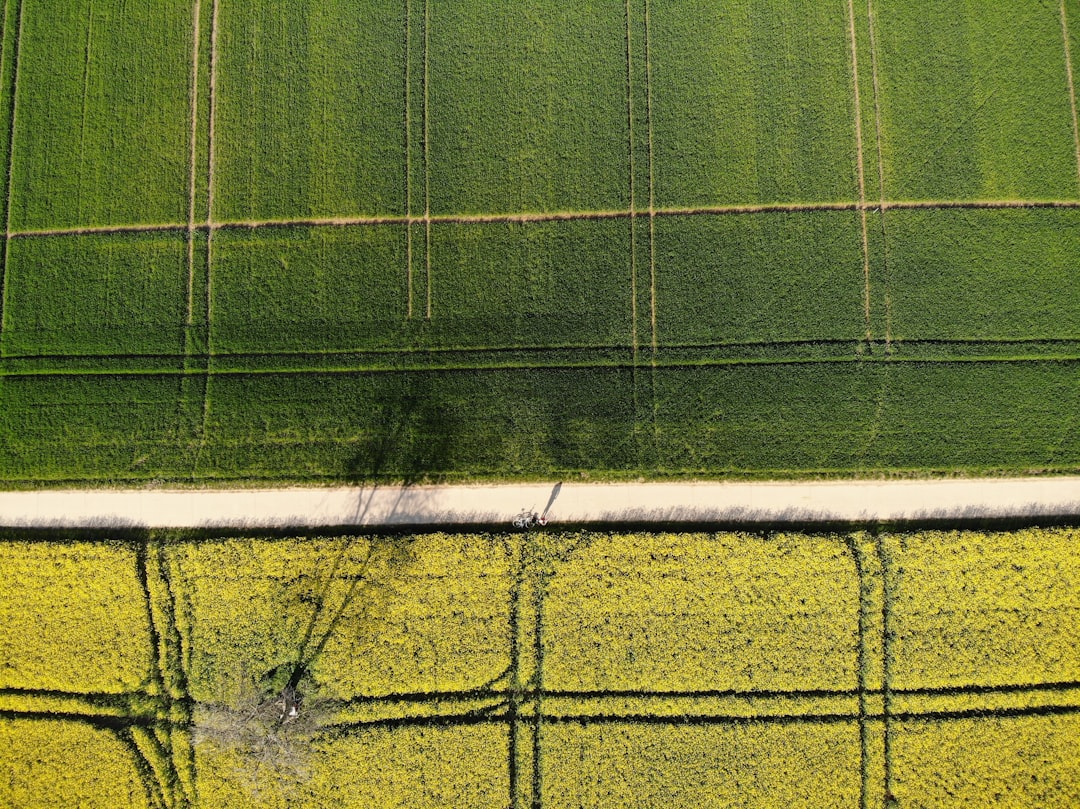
[174,534,513,704]
[195,724,508,809]
[892,715,1080,807]
[542,721,861,808]
[542,532,859,693]
[887,528,1080,690]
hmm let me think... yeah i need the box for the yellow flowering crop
[2,528,1078,807]
[194,725,508,809]
[0,718,149,809]
[542,532,859,693]
[892,715,1080,807]
[543,721,861,808]
[0,540,152,693]
[887,528,1080,690]
[173,533,513,705]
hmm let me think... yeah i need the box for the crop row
[4,529,1079,703]
[4,204,1077,364]
[0,359,1077,483]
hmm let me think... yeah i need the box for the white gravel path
[0,477,1077,529]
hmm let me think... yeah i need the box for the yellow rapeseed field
[0,718,150,809]
[1,528,1078,807]
[0,540,153,693]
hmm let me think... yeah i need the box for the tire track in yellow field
[846,537,872,809]
[878,535,897,806]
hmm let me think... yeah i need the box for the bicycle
[512,510,548,529]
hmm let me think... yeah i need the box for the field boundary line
[185,0,202,335]
[422,0,431,319]
[1060,0,1080,193]
[9,334,1080,365]
[0,0,23,346]
[866,0,891,348]
[8,198,1080,242]
[6,352,1080,378]
[846,0,873,343]
[10,352,1079,380]
[404,0,412,319]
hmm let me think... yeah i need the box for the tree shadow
[343,374,459,489]
[189,376,464,798]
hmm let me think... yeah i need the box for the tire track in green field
[641,0,661,463]
[622,0,637,372]
[404,0,413,319]
[845,0,873,344]
[866,0,892,351]
[422,0,431,320]
[193,0,221,479]
[643,0,657,358]
[1059,0,1080,193]
[185,0,202,335]
[0,0,24,351]
[76,1,93,225]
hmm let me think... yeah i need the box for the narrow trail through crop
[846,0,873,343]
[422,0,431,320]
[1060,0,1080,194]
[9,198,1080,242]
[0,0,24,345]
[185,0,202,334]
[644,0,658,356]
[866,0,891,348]
[623,0,637,369]
[404,0,413,319]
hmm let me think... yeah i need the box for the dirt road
[0,477,1077,529]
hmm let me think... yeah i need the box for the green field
[2,528,1079,807]
[0,0,1078,485]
